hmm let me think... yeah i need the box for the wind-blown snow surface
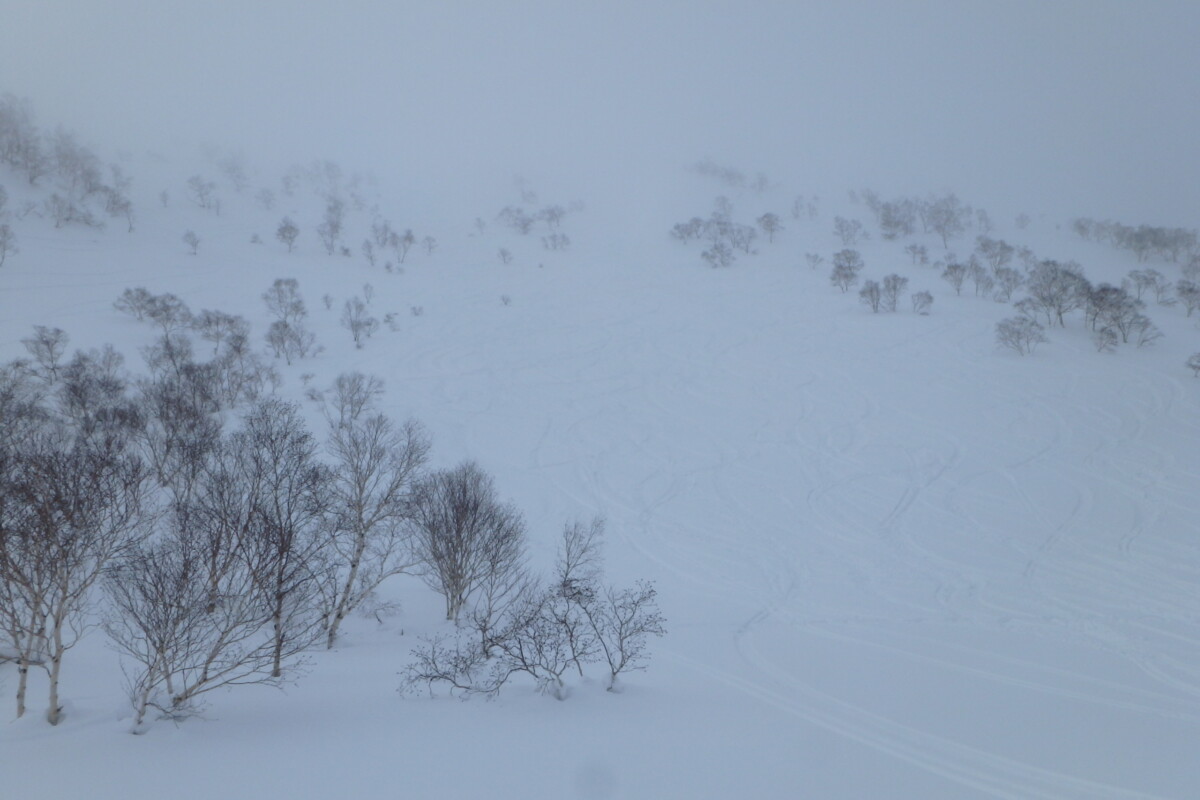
[2,161,1200,800]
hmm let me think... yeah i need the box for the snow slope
[2,154,1200,800]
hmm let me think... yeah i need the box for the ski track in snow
[541,272,1200,797]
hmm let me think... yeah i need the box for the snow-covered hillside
[1,129,1199,800]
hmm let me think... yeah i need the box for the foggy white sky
[3,0,1199,222]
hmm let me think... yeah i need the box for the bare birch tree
[320,373,430,648]
[409,461,526,622]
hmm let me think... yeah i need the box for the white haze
[4,0,1200,224]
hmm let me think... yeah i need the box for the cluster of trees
[493,193,581,256]
[670,196,784,268]
[0,338,434,729]
[825,250,930,315]
[995,259,1168,355]
[796,205,1183,360]
[261,279,322,363]
[2,290,663,730]
[859,274,918,314]
[858,190,980,247]
[402,514,665,700]
[0,95,134,233]
[1072,218,1197,264]
[357,216,429,271]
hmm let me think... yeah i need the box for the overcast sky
[3,0,1198,222]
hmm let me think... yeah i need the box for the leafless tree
[234,399,335,677]
[1092,326,1118,353]
[263,278,307,326]
[924,193,971,248]
[993,267,1023,302]
[881,274,909,312]
[497,206,535,235]
[1085,284,1143,342]
[875,199,917,240]
[317,196,345,255]
[319,373,430,647]
[1,416,150,723]
[266,320,319,365]
[182,230,200,255]
[276,217,299,253]
[859,280,882,312]
[1025,260,1090,327]
[395,229,416,263]
[340,297,379,349]
[401,517,664,698]
[1177,280,1200,316]
[1186,353,1200,377]
[0,95,50,183]
[726,223,757,255]
[941,262,967,295]
[701,241,735,268]
[186,176,218,213]
[1132,315,1162,348]
[191,310,250,358]
[911,290,933,315]
[756,212,782,243]
[49,128,104,200]
[1125,269,1158,301]
[113,287,156,322]
[670,217,704,243]
[968,260,994,297]
[996,317,1047,355]
[21,326,69,384]
[409,461,526,622]
[975,236,1014,271]
[45,193,99,228]
[135,359,222,501]
[128,292,193,337]
[833,216,865,246]
[542,233,570,251]
[1128,269,1174,305]
[830,249,863,292]
[103,493,288,729]
[904,243,928,265]
[0,223,16,267]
